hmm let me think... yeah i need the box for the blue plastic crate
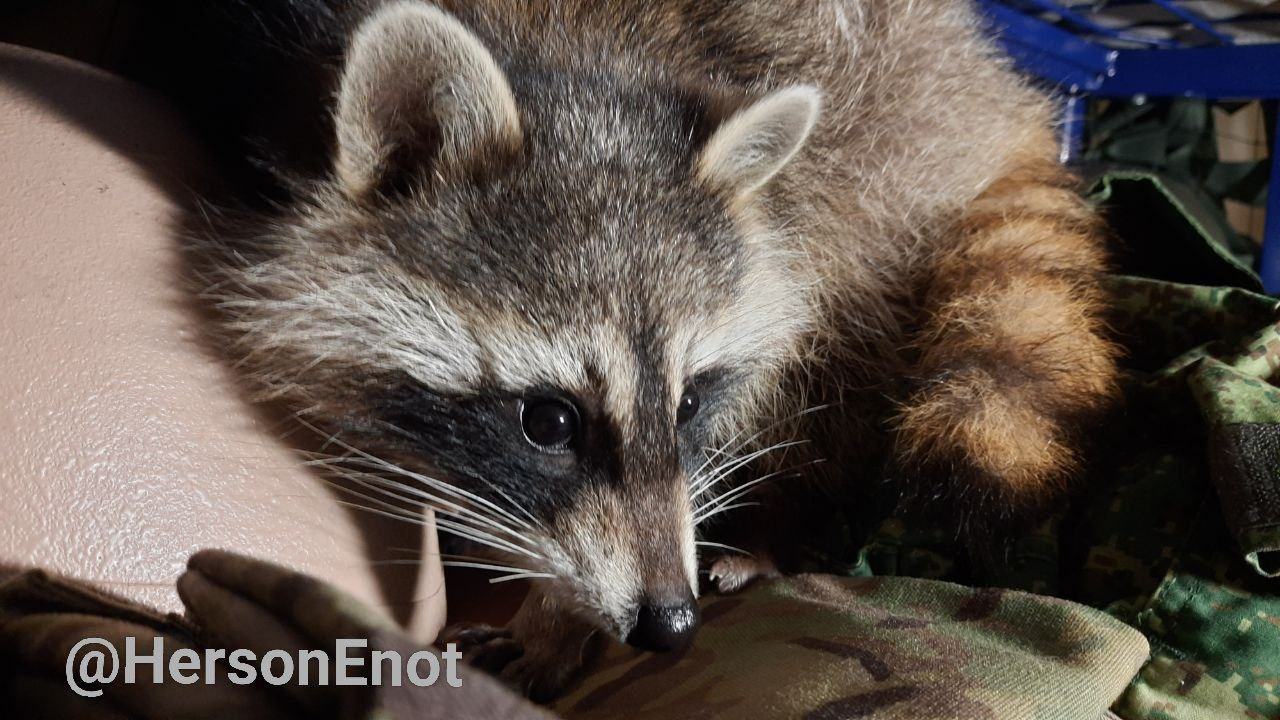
[976,0,1280,292]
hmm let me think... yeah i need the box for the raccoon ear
[696,86,820,196]
[333,1,522,198]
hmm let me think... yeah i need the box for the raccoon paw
[707,554,779,594]
[494,646,589,703]
[438,622,524,674]
[438,620,595,703]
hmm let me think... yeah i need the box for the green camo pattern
[816,171,1280,720]
[555,575,1147,720]
[1103,273,1280,720]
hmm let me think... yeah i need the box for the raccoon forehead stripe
[477,321,637,419]
[479,322,589,392]
[594,323,641,439]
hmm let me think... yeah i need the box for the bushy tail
[892,142,1120,536]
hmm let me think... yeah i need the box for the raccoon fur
[154,0,1118,700]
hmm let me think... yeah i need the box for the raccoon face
[224,1,817,648]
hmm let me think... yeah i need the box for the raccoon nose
[625,594,700,652]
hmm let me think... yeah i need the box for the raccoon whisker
[348,454,537,533]
[326,479,462,535]
[694,473,774,522]
[693,459,822,518]
[329,495,428,528]
[296,428,537,533]
[324,474,545,560]
[440,553,551,580]
[342,468,531,537]
[440,560,554,578]
[487,572,557,584]
[440,551,540,565]
[293,415,535,532]
[360,474,544,552]
[697,457,824,510]
[374,420,535,526]
[694,435,808,486]
[339,504,528,560]
[284,404,325,433]
[693,471,795,525]
[689,403,832,490]
[690,439,809,500]
[439,464,543,530]
[492,486,540,526]
[696,438,803,499]
[702,400,816,463]
[694,541,754,558]
[691,432,795,496]
[689,406,802,482]
[316,461,537,546]
[293,416,348,455]
[435,518,545,560]
[693,501,762,525]
[690,425,760,485]
[332,471,546,559]
[324,476,423,518]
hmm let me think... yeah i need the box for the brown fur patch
[891,152,1119,524]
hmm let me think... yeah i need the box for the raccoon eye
[521,398,578,450]
[676,388,700,425]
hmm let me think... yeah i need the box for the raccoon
[164,0,1118,700]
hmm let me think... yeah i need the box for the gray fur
[192,0,1079,698]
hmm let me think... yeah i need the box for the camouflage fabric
[808,170,1280,720]
[1097,273,1280,720]
[554,575,1147,720]
[1,552,1145,719]
[0,550,553,719]
[1110,274,1280,581]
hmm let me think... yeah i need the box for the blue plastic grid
[976,0,1280,292]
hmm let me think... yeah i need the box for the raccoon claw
[473,636,527,674]
[439,623,523,675]
[708,554,779,594]
[439,622,512,647]
[438,621,586,702]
